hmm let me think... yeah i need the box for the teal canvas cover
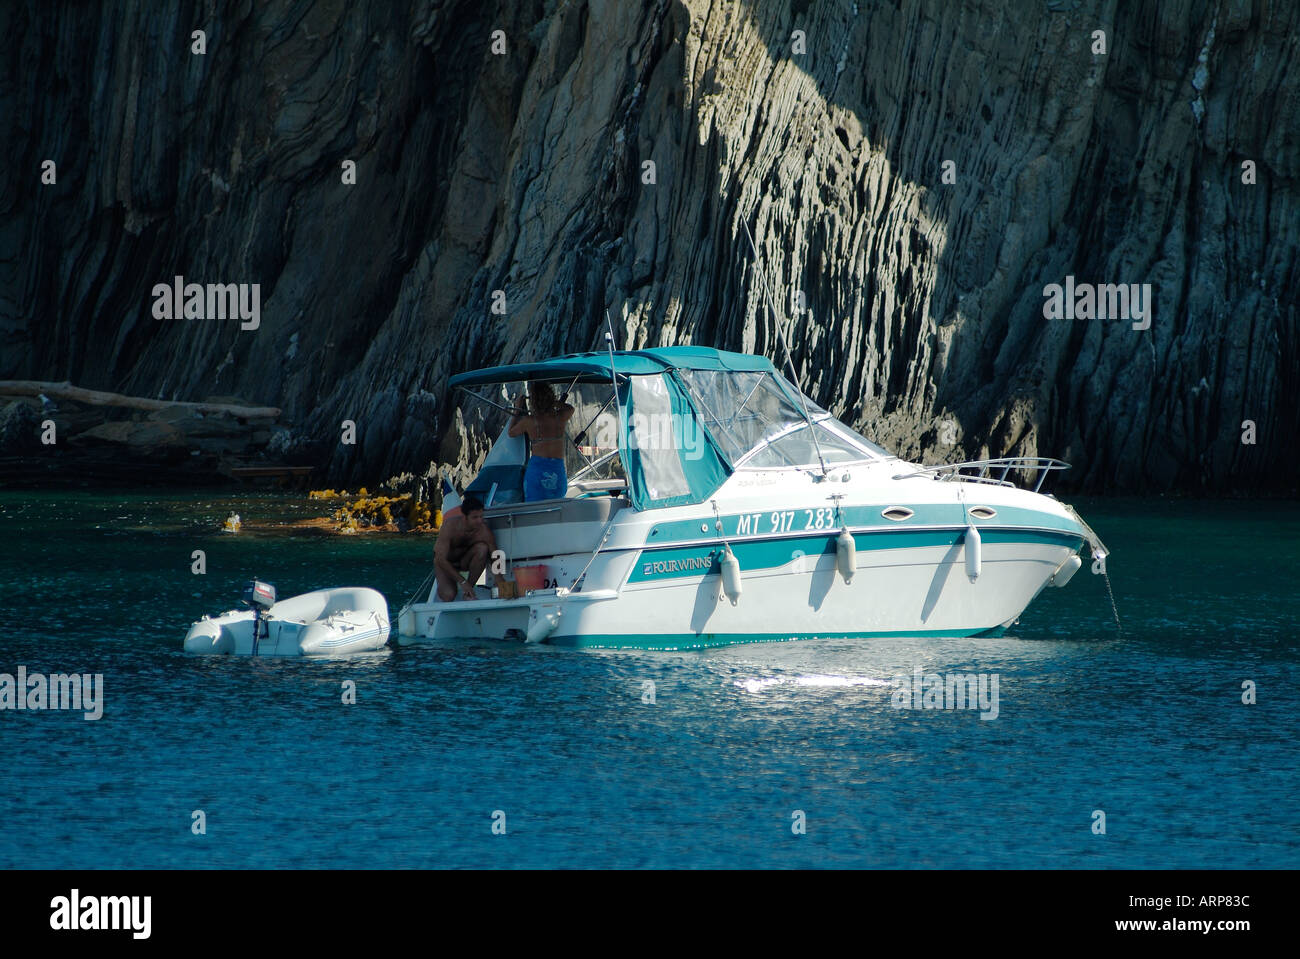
[451,347,837,512]
[448,346,777,389]
[619,372,733,511]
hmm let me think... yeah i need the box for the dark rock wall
[4,0,1296,492]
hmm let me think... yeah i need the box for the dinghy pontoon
[184,581,390,656]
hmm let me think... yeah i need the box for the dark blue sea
[1,491,1295,868]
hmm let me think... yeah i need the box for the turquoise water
[0,491,1296,868]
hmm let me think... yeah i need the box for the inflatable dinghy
[184,580,390,656]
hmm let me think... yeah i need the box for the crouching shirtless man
[434,493,507,601]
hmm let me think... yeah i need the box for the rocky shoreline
[0,385,295,488]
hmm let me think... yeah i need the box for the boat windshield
[676,369,893,467]
[554,381,623,483]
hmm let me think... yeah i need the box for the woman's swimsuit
[521,410,569,501]
[524,455,566,501]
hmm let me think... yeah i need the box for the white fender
[526,611,560,644]
[1051,554,1082,588]
[836,528,856,582]
[398,606,416,637]
[720,544,742,604]
[965,524,982,582]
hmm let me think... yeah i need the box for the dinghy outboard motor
[240,579,276,655]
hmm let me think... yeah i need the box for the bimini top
[448,346,777,389]
[451,345,890,512]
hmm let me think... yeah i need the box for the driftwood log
[0,381,281,419]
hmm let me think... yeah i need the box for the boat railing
[895,457,1071,493]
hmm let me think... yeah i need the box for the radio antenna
[740,216,827,475]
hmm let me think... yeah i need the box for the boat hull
[399,526,1084,651]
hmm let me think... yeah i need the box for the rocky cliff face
[4,0,1297,493]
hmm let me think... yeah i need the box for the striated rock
[3,0,1296,493]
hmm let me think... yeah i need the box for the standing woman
[509,381,575,501]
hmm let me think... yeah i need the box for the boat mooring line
[568,510,621,593]
[1062,503,1123,642]
[1101,568,1124,639]
[402,568,437,612]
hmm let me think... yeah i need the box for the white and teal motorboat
[397,346,1106,650]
